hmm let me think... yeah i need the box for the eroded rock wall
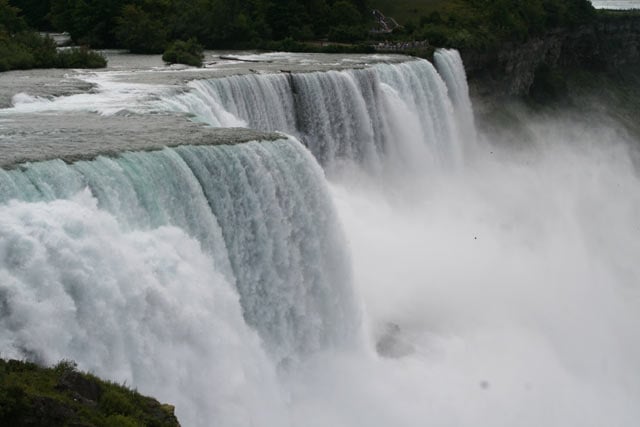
[461,14,640,98]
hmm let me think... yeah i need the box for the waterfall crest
[160,56,476,173]
[434,49,477,147]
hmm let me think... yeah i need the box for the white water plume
[0,190,286,427]
[0,138,356,426]
[1,49,639,427]
[435,48,477,147]
[322,110,640,427]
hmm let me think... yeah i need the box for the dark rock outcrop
[461,13,640,99]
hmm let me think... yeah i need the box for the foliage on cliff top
[373,0,597,50]
[8,0,373,52]
[0,0,106,71]
[0,358,180,426]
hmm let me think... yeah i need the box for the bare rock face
[461,14,640,99]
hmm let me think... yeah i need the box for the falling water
[0,138,356,426]
[160,58,466,173]
[1,49,639,426]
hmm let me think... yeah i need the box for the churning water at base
[1,49,640,426]
[328,124,640,427]
[0,139,356,426]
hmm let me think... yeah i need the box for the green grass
[0,359,179,427]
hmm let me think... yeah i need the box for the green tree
[330,0,362,27]
[50,0,127,47]
[8,0,52,29]
[0,0,28,33]
[115,4,168,53]
[162,38,204,66]
[267,0,310,41]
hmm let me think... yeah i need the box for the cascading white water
[155,50,640,426]
[434,49,477,147]
[160,58,467,174]
[2,48,640,427]
[0,138,356,426]
[0,191,286,426]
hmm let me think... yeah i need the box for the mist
[304,102,640,426]
[2,50,639,426]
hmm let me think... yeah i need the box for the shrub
[0,30,106,71]
[56,46,107,68]
[14,31,59,67]
[0,37,34,71]
[162,38,204,67]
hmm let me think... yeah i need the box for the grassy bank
[0,359,179,426]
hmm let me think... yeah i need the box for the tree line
[8,0,373,53]
[384,0,596,51]
[6,0,598,53]
[0,0,105,71]
[2,0,599,70]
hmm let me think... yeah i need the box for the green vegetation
[372,0,596,50]
[2,0,621,62]
[0,358,180,426]
[56,46,108,68]
[6,0,53,30]
[8,0,373,52]
[1,0,106,71]
[163,39,204,67]
[370,0,450,25]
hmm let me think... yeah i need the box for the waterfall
[434,49,477,147]
[159,56,475,173]
[4,48,633,427]
[0,137,355,426]
[0,51,481,425]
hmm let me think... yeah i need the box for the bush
[162,38,204,67]
[56,46,107,68]
[0,29,106,71]
[14,31,59,67]
[0,37,34,71]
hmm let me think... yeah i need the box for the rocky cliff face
[461,13,640,99]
